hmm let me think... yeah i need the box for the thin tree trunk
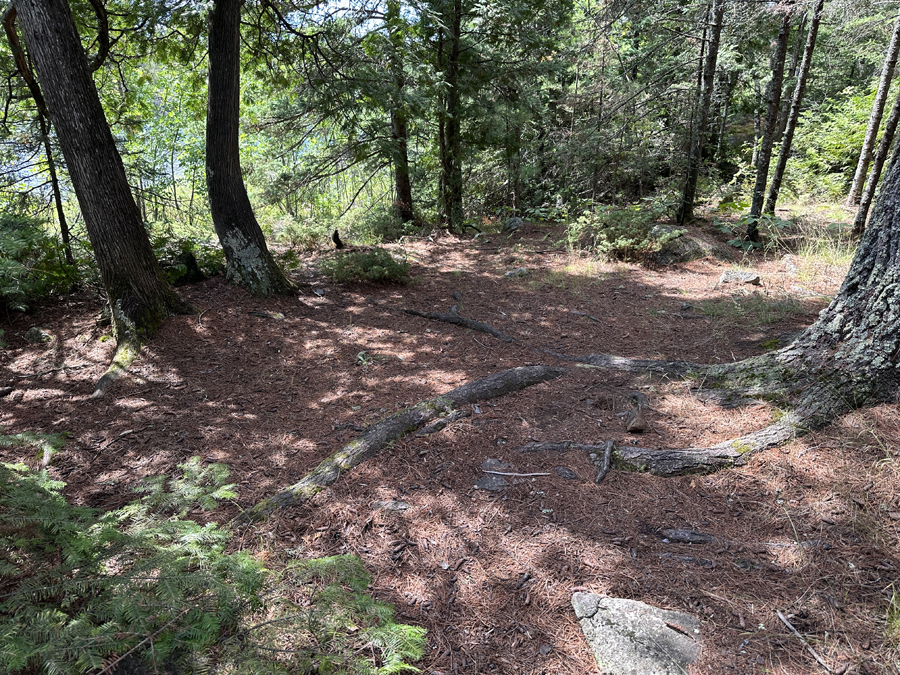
[764,0,824,215]
[391,107,414,223]
[748,8,792,240]
[847,5,900,206]
[751,79,762,170]
[206,0,293,296]
[775,11,807,144]
[36,112,73,265]
[677,0,725,224]
[440,0,464,232]
[853,85,900,235]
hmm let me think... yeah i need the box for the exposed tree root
[519,412,802,477]
[240,365,567,522]
[402,307,514,342]
[91,338,141,399]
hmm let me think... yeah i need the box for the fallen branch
[416,409,470,436]
[551,352,703,378]
[402,307,514,342]
[16,363,90,379]
[240,365,567,522]
[518,415,801,477]
[571,310,603,324]
[482,470,551,477]
[776,610,833,673]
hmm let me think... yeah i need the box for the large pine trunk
[847,5,900,206]
[206,0,293,297]
[14,0,190,344]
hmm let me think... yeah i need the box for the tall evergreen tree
[207,0,294,296]
[12,0,192,396]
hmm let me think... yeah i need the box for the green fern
[0,458,425,675]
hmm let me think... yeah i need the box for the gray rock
[476,458,515,491]
[659,528,714,544]
[573,593,701,675]
[24,327,53,344]
[650,227,735,265]
[554,466,578,480]
[719,270,761,286]
[503,216,524,232]
[374,500,410,512]
[504,267,530,278]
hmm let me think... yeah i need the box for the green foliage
[0,457,425,675]
[787,88,877,200]
[713,213,794,251]
[150,228,225,283]
[320,248,411,284]
[0,430,67,464]
[565,203,681,261]
[0,213,74,310]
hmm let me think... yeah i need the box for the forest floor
[2,220,899,675]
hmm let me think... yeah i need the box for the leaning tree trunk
[207,0,294,297]
[764,0,824,215]
[14,0,192,394]
[853,84,900,236]
[748,8,792,239]
[847,5,900,207]
[677,0,725,224]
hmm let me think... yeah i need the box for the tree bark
[748,8,792,240]
[847,5,900,206]
[764,0,824,215]
[439,0,464,232]
[206,0,294,297]
[677,0,725,224]
[853,84,900,236]
[14,0,191,374]
[391,107,415,223]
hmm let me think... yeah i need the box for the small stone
[504,267,530,278]
[554,466,578,480]
[374,500,410,512]
[719,270,761,286]
[24,327,53,344]
[659,529,714,544]
[680,302,693,312]
[9,391,23,403]
[503,216,524,232]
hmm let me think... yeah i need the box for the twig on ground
[402,307,514,342]
[776,610,833,673]
[482,470,551,477]
[571,310,604,324]
[17,363,89,379]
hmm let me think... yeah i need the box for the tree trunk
[847,5,900,206]
[14,0,191,355]
[764,0,824,215]
[439,0,464,232]
[206,0,293,297]
[747,8,792,240]
[775,11,807,144]
[391,107,414,223]
[750,80,762,170]
[853,85,900,236]
[677,0,725,224]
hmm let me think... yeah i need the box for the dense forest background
[2,0,899,295]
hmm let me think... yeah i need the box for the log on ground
[240,365,567,522]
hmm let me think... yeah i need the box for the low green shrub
[320,248,410,284]
[0,456,425,674]
[566,203,682,261]
[0,213,74,310]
